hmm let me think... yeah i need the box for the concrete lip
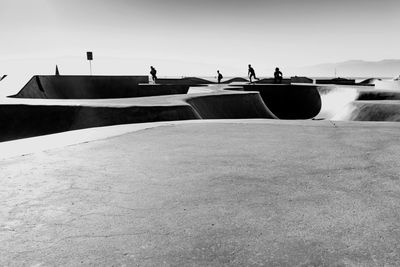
[2,119,400,265]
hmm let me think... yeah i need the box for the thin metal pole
[89,61,92,75]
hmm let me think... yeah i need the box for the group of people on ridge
[150,65,283,84]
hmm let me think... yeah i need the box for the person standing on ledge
[274,67,283,83]
[248,64,259,83]
[150,66,157,83]
[217,70,223,84]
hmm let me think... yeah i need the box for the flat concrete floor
[2,120,400,266]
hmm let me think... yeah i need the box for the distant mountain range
[289,59,400,78]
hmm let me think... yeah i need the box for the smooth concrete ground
[2,120,400,266]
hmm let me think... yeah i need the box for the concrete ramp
[9,76,190,99]
[0,91,275,142]
[222,77,249,84]
[359,78,382,85]
[357,90,400,101]
[333,101,400,122]
[316,86,400,121]
[242,84,322,119]
[0,103,198,142]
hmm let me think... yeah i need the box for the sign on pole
[86,51,93,75]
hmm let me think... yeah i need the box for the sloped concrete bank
[0,91,274,142]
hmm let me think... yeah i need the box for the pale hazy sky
[1,0,399,76]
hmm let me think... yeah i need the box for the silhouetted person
[217,70,223,84]
[150,66,157,82]
[248,64,259,83]
[274,67,283,83]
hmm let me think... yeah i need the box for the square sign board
[87,52,93,61]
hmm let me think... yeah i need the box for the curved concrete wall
[9,76,189,99]
[186,93,276,119]
[0,104,199,142]
[222,77,249,84]
[334,101,400,122]
[0,91,276,142]
[242,84,322,119]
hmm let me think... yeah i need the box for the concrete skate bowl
[186,92,276,119]
[242,84,322,119]
[333,101,400,122]
[10,75,189,99]
[315,86,359,120]
[316,86,400,122]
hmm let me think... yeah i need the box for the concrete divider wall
[242,84,322,119]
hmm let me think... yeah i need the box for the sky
[1,0,400,77]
